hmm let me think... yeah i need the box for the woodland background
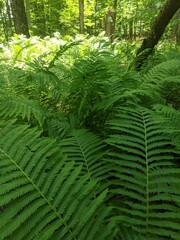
[0,0,180,44]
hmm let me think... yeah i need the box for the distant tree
[174,9,180,45]
[113,0,118,40]
[6,0,13,34]
[25,0,31,30]
[136,0,180,68]
[11,0,30,37]
[104,8,115,40]
[79,0,84,33]
[104,0,118,42]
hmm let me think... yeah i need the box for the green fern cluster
[106,105,180,240]
[0,38,180,239]
[0,120,114,240]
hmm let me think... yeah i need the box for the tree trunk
[40,0,47,36]
[1,7,8,41]
[129,19,133,41]
[104,0,118,42]
[104,10,114,41]
[174,9,180,45]
[25,0,31,30]
[112,0,118,41]
[94,0,98,35]
[137,0,180,56]
[11,0,30,37]
[79,0,84,34]
[6,0,13,33]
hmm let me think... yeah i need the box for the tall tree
[104,8,115,42]
[79,0,84,33]
[104,0,118,42]
[25,0,31,30]
[136,0,180,58]
[11,0,30,37]
[174,9,180,45]
[0,4,8,40]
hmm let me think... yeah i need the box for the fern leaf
[143,59,180,83]
[154,104,180,149]
[0,121,112,240]
[60,129,108,182]
[0,91,48,126]
[106,105,180,240]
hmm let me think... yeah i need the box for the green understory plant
[0,120,114,240]
[105,105,180,240]
[0,36,180,239]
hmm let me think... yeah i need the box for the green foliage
[0,121,113,240]
[154,104,180,149]
[140,58,180,109]
[0,91,48,127]
[106,105,180,240]
[0,36,180,239]
[60,129,108,183]
[0,0,177,42]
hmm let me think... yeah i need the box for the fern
[128,59,180,109]
[157,76,180,109]
[106,105,180,240]
[142,59,180,83]
[139,59,180,108]
[113,224,150,240]
[93,59,180,116]
[47,118,71,139]
[0,36,180,240]
[63,50,116,124]
[0,91,48,127]
[0,120,113,240]
[60,129,108,183]
[154,104,180,149]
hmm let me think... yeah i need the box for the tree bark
[6,0,13,32]
[79,0,84,34]
[94,0,98,35]
[104,0,118,42]
[1,7,8,40]
[112,0,118,41]
[174,9,180,45]
[11,0,30,37]
[25,0,31,30]
[136,0,180,68]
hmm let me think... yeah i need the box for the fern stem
[75,135,97,198]
[141,109,149,231]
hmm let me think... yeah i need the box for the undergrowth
[0,34,180,240]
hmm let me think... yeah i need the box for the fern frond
[0,121,112,240]
[60,129,108,182]
[113,224,150,240]
[135,59,180,108]
[63,52,114,122]
[106,105,180,240]
[143,59,180,83]
[0,91,48,127]
[154,104,180,149]
[47,118,71,139]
